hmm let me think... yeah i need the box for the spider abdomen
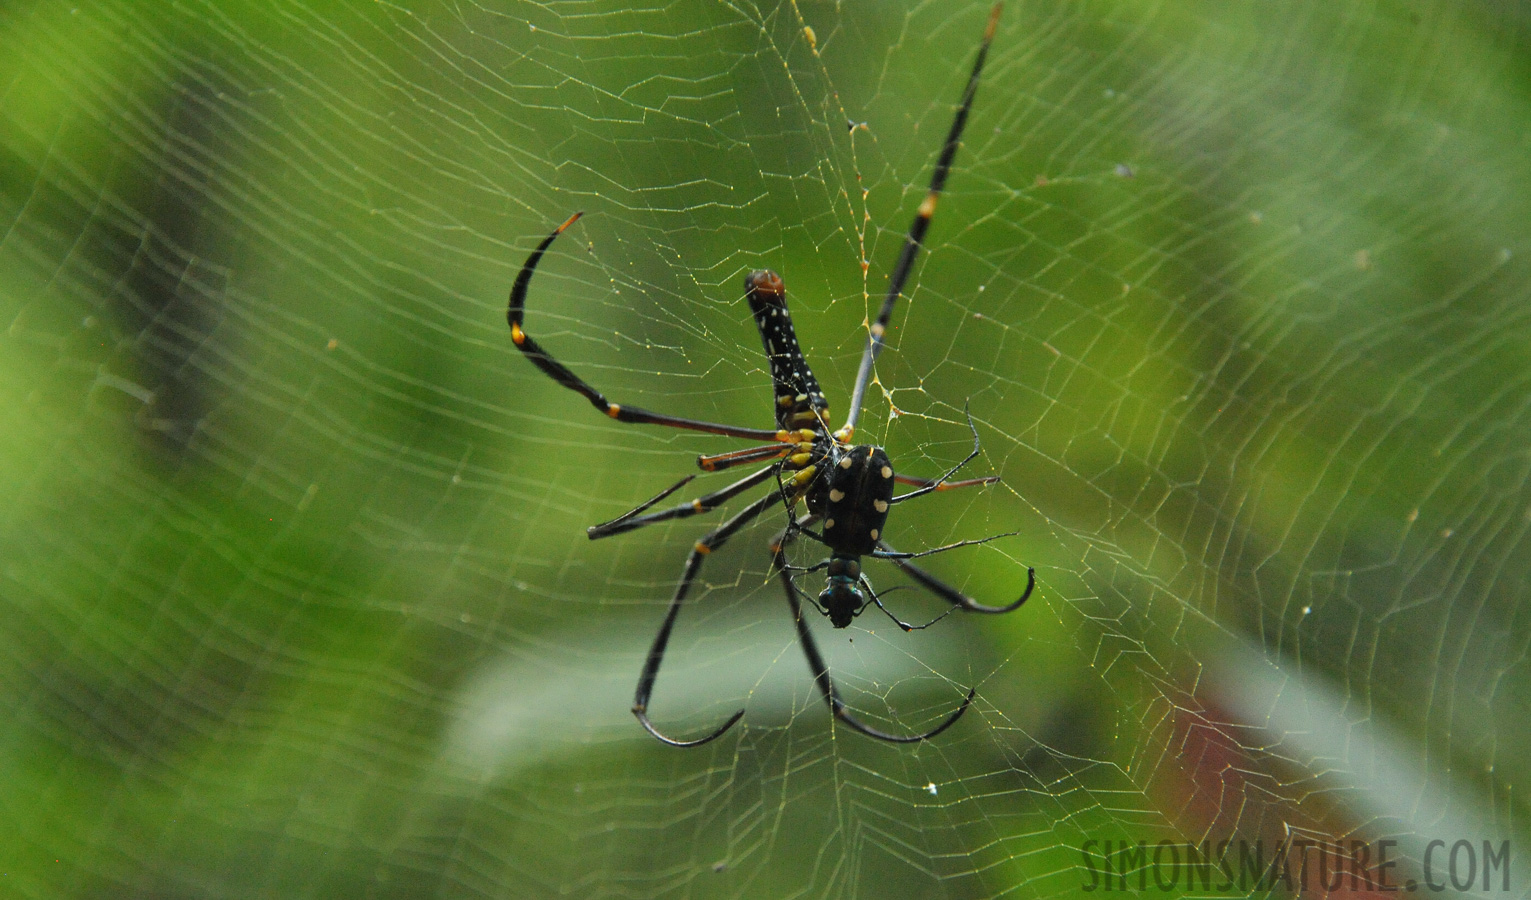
[745,270,830,430]
[815,445,895,557]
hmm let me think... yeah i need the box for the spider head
[819,556,865,628]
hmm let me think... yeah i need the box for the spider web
[2,1,1528,897]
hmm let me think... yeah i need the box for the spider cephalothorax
[507,2,1034,747]
[744,269,829,433]
[819,555,865,629]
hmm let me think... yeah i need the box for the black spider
[507,1,1032,746]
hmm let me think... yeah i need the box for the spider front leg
[861,575,961,632]
[769,520,975,743]
[841,2,1003,439]
[509,212,785,443]
[589,464,776,540]
[877,539,1036,614]
[633,492,776,747]
[891,404,1000,504]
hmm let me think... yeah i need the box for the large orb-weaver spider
[508,2,1032,746]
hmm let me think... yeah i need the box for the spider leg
[770,462,818,526]
[784,574,831,619]
[788,587,974,742]
[877,539,1035,614]
[781,564,835,620]
[588,464,776,541]
[787,522,830,547]
[771,518,974,742]
[863,575,960,632]
[586,474,695,537]
[510,213,785,443]
[632,492,776,747]
[841,2,1003,441]
[770,513,824,601]
[894,474,999,493]
[891,404,998,503]
[769,533,831,615]
[698,442,792,473]
[872,532,1021,560]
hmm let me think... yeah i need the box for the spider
[507,1,1032,746]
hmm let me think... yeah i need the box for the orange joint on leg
[511,323,526,345]
[834,426,854,443]
[606,404,622,418]
[693,542,711,555]
[918,191,938,219]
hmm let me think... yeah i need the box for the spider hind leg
[631,492,776,747]
[770,517,975,742]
